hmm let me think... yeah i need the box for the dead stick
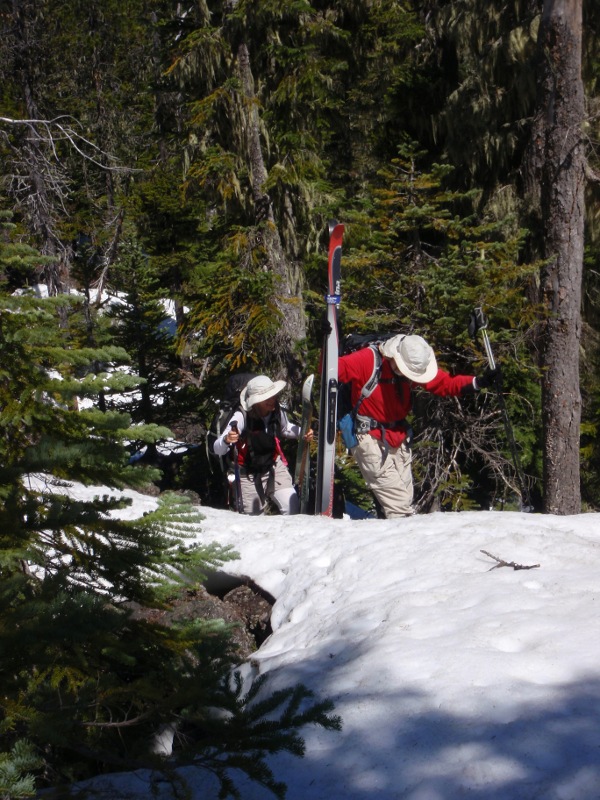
[480,550,540,571]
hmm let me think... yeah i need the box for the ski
[315,221,344,516]
[294,373,314,514]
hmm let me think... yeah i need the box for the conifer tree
[0,219,230,779]
[407,0,600,511]
[106,238,183,429]
[526,0,585,514]
[167,1,312,379]
[0,219,341,797]
[339,143,540,511]
[0,0,173,294]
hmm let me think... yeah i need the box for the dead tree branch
[0,115,140,173]
[480,550,540,571]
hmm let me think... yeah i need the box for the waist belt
[355,415,413,446]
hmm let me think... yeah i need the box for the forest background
[1,1,600,797]
[2,0,600,515]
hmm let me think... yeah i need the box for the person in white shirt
[213,375,313,515]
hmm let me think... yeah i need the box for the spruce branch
[0,739,42,800]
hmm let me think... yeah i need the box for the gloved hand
[320,315,332,337]
[475,366,502,391]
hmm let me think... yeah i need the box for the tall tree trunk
[236,41,306,382]
[530,0,585,514]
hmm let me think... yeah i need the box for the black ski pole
[469,307,533,512]
[229,420,244,514]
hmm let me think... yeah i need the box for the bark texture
[533,0,585,514]
[236,41,307,382]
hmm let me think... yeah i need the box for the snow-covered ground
[49,484,600,800]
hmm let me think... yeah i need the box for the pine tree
[167,0,315,380]
[0,224,231,776]
[105,238,184,428]
[0,220,341,797]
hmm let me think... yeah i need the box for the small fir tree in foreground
[0,222,341,798]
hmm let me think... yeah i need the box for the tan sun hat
[240,375,287,411]
[379,335,438,383]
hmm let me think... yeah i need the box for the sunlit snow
[46,482,600,800]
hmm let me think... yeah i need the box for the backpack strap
[350,348,414,455]
[242,406,282,473]
[350,345,383,419]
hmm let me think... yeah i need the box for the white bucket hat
[379,335,438,383]
[240,375,287,411]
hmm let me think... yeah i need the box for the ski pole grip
[468,307,489,338]
[481,329,496,370]
[470,307,496,369]
[474,307,488,330]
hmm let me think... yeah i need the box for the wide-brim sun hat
[379,334,438,383]
[240,375,287,410]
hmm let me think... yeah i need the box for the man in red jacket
[338,334,497,518]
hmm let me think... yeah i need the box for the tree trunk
[236,41,306,382]
[531,0,585,514]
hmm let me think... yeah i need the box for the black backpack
[341,332,396,356]
[207,372,256,470]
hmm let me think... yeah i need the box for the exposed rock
[129,581,272,661]
[222,584,272,647]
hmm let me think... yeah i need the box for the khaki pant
[236,457,299,516]
[351,433,414,518]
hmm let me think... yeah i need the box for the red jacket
[338,347,474,448]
